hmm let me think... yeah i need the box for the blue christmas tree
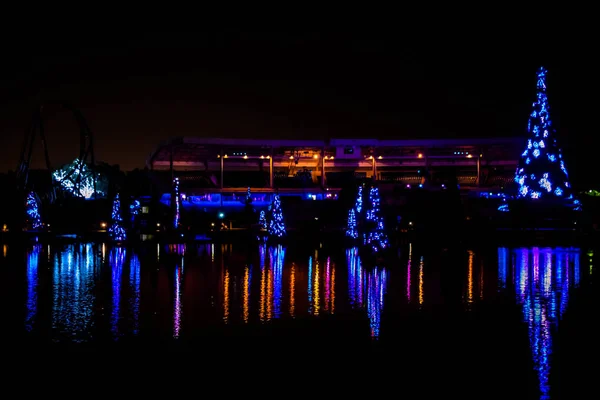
[346,208,358,238]
[25,191,43,230]
[268,194,286,238]
[109,193,127,241]
[258,210,268,230]
[245,187,252,205]
[363,186,388,251]
[354,184,363,214]
[129,198,141,225]
[173,177,181,229]
[514,67,572,200]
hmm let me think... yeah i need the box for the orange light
[313,154,319,159]
[378,155,383,159]
[289,155,294,160]
[243,155,248,159]
[418,153,423,158]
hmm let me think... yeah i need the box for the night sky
[1,29,595,184]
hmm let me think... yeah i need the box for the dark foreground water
[1,240,597,398]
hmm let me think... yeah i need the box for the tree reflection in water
[498,247,580,400]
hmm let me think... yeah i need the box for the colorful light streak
[174,264,182,338]
[129,252,140,335]
[110,247,126,338]
[406,243,412,302]
[290,264,296,317]
[418,256,424,306]
[25,244,42,332]
[223,269,230,324]
[52,244,97,341]
[243,266,250,323]
[259,244,267,322]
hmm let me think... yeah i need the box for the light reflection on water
[25,244,41,332]
[52,243,99,342]
[18,240,590,370]
[498,247,580,400]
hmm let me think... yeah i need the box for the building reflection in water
[26,244,42,332]
[499,247,580,400]
[52,243,99,341]
[110,247,126,338]
[346,247,387,337]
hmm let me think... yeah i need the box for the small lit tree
[346,208,358,238]
[245,187,252,205]
[364,186,388,251]
[354,184,363,214]
[108,193,126,241]
[258,210,268,230]
[25,191,43,230]
[129,198,141,226]
[173,177,181,229]
[268,194,286,238]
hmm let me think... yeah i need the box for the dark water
[2,240,597,398]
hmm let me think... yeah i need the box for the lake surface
[1,239,596,398]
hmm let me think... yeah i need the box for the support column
[321,147,326,188]
[372,157,377,181]
[220,148,224,189]
[269,147,274,188]
[424,150,430,184]
[169,144,174,183]
[476,152,481,187]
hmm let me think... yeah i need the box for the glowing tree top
[108,193,126,241]
[514,67,571,200]
[25,191,43,230]
[268,194,286,238]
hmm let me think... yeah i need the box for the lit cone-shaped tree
[25,191,43,230]
[268,194,286,238]
[258,210,268,230]
[514,67,573,201]
[109,193,127,241]
[354,184,363,214]
[363,185,389,251]
[346,208,358,238]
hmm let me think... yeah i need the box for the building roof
[147,136,524,168]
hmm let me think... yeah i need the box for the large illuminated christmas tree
[109,193,127,241]
[268,194,286,238]
[25,191,43,230]
[514,67,572,201]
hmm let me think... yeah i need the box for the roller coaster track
[15,103,96,201]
